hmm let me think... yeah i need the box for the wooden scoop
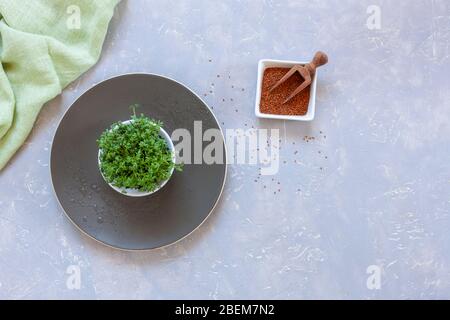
[270,51,328,104]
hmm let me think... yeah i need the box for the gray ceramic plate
[50,73,227,250]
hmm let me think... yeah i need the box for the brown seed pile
[260,67,310,116]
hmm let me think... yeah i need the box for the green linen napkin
[0,0,119,170]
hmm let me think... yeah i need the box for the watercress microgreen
[98,106,182,192]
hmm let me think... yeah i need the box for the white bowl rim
[98,119,176,197]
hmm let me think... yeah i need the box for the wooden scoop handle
[307,51,328,73]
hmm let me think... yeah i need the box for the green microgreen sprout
[98,105,182,193]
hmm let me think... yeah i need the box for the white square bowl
[255,59,317,121]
